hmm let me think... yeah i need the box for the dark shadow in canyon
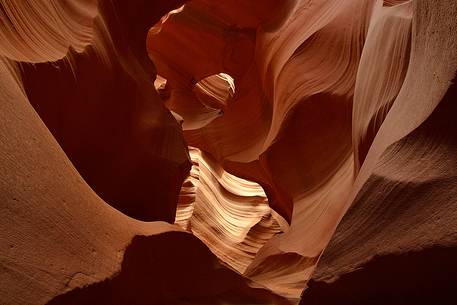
[46,232,289,305]
[300,246,457,305]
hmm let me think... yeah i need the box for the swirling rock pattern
[1,0,456,304]
[175,147,285,274]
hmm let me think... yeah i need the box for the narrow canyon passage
[0,1,456,305]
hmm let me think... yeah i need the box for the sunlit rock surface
[175,147,285,274]
[1,0,456,304]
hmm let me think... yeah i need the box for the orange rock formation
[1,0,456,304]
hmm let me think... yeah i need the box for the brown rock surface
[1,0,456,304]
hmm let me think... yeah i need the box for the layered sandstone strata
[1,0,456,304]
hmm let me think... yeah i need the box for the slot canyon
[1,1,456,304]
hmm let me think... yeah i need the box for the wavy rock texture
[302,76,457,304]
[300,0,457,304]
[1,0,457,304]
[175,147,285,274]
[0,0,287,304]
[148,0,367,299]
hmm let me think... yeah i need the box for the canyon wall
[1,0,456,304]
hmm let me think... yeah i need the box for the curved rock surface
[1,0,457,304]
[175,147,286,274]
